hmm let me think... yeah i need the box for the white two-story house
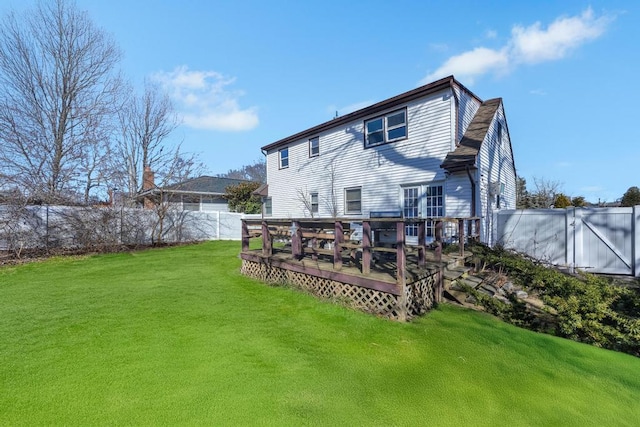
[260,75,516,243]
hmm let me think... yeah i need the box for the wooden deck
[239,217,479,320]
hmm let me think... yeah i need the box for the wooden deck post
[435,220,443,303]
[262,220,272,257]
[362,220,371,275]
[475,218,481,241]
[241,220,249,252]
[418,220,426,267]
[396,220,407,321]
[291,220,302,259]
[334,221,343,270]
[458,219,465,257]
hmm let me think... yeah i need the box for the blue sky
[1,0,637,203]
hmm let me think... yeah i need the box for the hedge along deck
[240,217,478,321]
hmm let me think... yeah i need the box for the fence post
[216,211,221,240]
[573,208,583,272]
[566,208,575,273]
[362,220,371,275]
[634,205,640,277]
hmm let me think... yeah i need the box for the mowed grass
[1,242,639,426]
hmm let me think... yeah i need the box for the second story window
[365,108,407,148]
[309,137,319,157]
[279,147,289,169]
[310,192,319,214]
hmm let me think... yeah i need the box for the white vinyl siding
[453,83,481,144]
[265,89,457,219]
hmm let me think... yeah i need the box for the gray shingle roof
[164,176,252,194]
[441,98,502,172]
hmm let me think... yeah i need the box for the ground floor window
[345,187,361,214]
[264,197,272,216]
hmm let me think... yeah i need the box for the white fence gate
[493,207,640,277]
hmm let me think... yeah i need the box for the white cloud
[420,8,614,85]
[485,29,498,39]
[529,89,547,96]
[152,66,258,132]
[420,47,509,85]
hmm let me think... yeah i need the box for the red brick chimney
[142,166,155,209]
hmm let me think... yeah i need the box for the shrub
[471,244,640,356]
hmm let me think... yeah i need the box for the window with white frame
[264,197,272,216]
[365,108,407,148]
[310,192,319,214]
[279,147,289,169]
[424,185,444,238]
[309,137,319,157]
[344,187,362,214]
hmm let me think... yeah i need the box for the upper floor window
[345,187,362,214]
[365,109,407,148]
[279,147,289,169]
[309,137,319,157]
[310,192,319,214]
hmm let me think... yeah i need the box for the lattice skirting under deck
[241,259,438,320]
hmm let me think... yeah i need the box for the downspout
[465,165,476,217]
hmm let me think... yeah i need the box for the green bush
[471,244,640,356]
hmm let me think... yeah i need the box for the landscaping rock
[515,290,528,299]
[503,281,515,292]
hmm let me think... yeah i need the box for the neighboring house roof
[261,75,481,151]
[441,98,502,173]
[164,176,251,195]
[139,176,253,198]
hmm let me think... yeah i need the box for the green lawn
[1,241,639,426]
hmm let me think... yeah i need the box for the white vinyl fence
[493,207,640,276]
[0,205,256,252]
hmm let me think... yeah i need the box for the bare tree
[218,158,266,183]
[0,0,122,203]
[531,177,562,209]
[114,82,180,201]
[322,162,340,217]
[148,152,203,244]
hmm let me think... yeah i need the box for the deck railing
[241,217,480,289]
